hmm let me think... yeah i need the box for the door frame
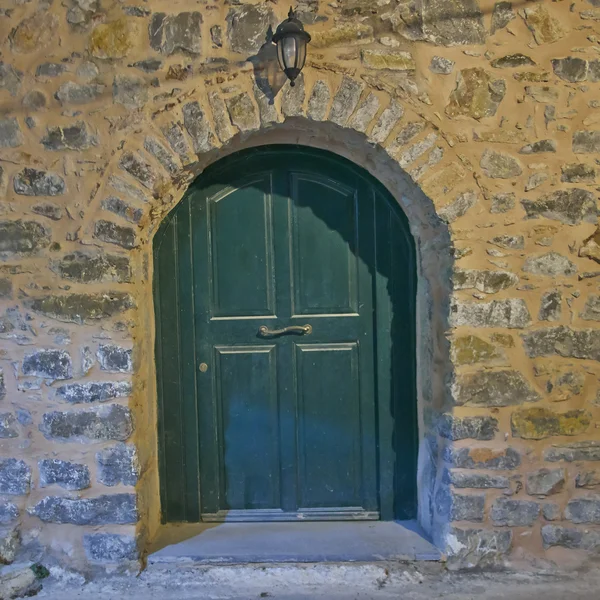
[153,145,418,523]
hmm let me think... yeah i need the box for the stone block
[29,494,138,525]
[0,567,41,598]
[581,295,600,321]
[453,269,518,294]
[450,299,531,328]
[446,447,521,470]
[453,370,539,407]
[421,0,486,46]
[161,123,193,162]
[449,472,509,489]
[361,50,415,71]
[51,251,131,284]
[519,139,556,154]
[490,192,515,214]
[576,471,600,489]
[310,23,373,48]
[101,197,143,224]
[0,527,19,565]
[149,12,203,55]
[451,335,503,365]
[526,468,565,496]
[430,56,455,74]
[437,488,485,522]
[565,496,600,524]
[94,220,137,249]
[523,252,577,277]
[545,441,600,462]
[84,533,138,562]
[39,459,90,491]
[329,77,364,127]
[40,404,134,442]
[0,501,18,525]
[522,4,566,44]
[96,443,139,486]
[552,57,588,82]
[491,235,524,250]
[113,75,148,110]
[14,168,65,196]
[491,497,540,526]
[0,413,18,438]
[0,220,51,257]
[0,459,31,495]
[56,381,131,404]
[32,202,62,221]
[0,62,22,96]
[561,163,596,183]
[182,101,215,153]
[97,345,133,373]
[55,82,104,105]
[539,290,561,322]
[41,121,97,151]
[438,415,498,441]
[542,525,600,550]
[226,5,274,54]
[573,130,600,154]
[446,68,505,120]
[521,326,600,361]
[480,149,522,179]
[491,54,536,68]
[511,408,591,440]
[22,349,72,380]
[542,503,561,521]
[89,18,138,59]
[369,100,404,144]
[281,76,305,118]
[307,81,331,122]
[447,528,512,569]
[119,152,157,190]
[438,190,477,223]
[226,93,259,132]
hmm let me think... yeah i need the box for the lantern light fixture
[272,7,311,87]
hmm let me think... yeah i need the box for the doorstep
[148,520,441,565]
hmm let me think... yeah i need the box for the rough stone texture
[565,496,600,524]
[226,93,260,132]
[581,296,600,321]
[522,327,600,362]
[0,528,19,565]
[522,4,566,45]
[438,191,477,223]
[451,335,503,365]
[56,82,104,105]
[150,12,203,55]
[84,533,138,562]
[14,168,65,196]
[0,502,19,525]
[480,149,522,179]
[307,81,330,121]
[97,345,133,373]
[94,220,137,249]
[561,163,596,183]
[522,189,597,225]
[90,18,138,59]
[118,152,157,190]
[420,0,486,46]
[430,56,454,74]
[573,130,600,154]
[511,407,591,440]
[450,299,532,329]
[449,472,509,490]
[40,404,134,442]
[0,220,51,256]
[490,192,515,214]
[0,413,18,439]
[542,504,561,521]
[183,102,215,153]
[56,381,131,404]
[51,251,130,284]
[552,57,588,82]
[22,349,72,380]
[145,136,179,174]
[523,253,577,277]
[369,101,404,144]
[446,69,505,120]
[39,459,90,490]
[437,488,485,522]
[446,447,521,470]
[453,370,540,407]
[526,468,566,496]
[281,77,306,118]
[542,525,600,550]
[329,77,364,127]
[113,75,148,110]
[545,442,600,462]
[29,494,138,525]
[0,62,22,96]
[438,415,498,441]
[453,269,518,294]
[491,498,540,526]
[96,443,139,486]
[226,5,274,54]
[447,528,512,569]
[361,50,415,71]
[0,459,31,495]
[539,290,562,322]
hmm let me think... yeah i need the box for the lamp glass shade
[273,10,311,86]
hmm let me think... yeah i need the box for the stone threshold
[148,520,441,565]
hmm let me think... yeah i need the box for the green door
[154,146,417,523]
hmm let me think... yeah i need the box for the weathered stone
[31,201,68,221]
[329,77,364,127]
[453,269,518,294]
[84,533,138,562]
[39,459,90,491]
[453,370,539,407]
[450,298,532,329]
[0,117,23,148]
[0,62,22,96]
[97,443,139,486]
[513,71,551,82]
[447,528,512,569]
[420,0,486,46]
[439,414,498,441]
[0,278,11,299]
[361,50,415,71]
[581,295,600,321]
[21,90,45,112]
[573,130,600,154]
[491,235,524,250]
[226,93,260,132]
[449,472,509,489]
[512,407,591,440]
[0,459,30,495]
[56,381,131,404]
[490,192,515,214]
[522,4,566,45]
[438,190,477,224]
[40,404,134,442]
[525,172,548,192]
[0,414,18,439]
[430,56,454,74]
[522,188,597,225]
[539,290,561,322]
[311,23,373,48]
[14,168,65,196]
[491,497,540,526]
[522,326,600,362]
[210,24,223,48]
[119,152,157,190]
[561,163,596,183]
[589,60,600,82]
[0,502,18,525]
[0,528,19,565]
[113,75,147,110]
[208,92,234,143]
[97,345,132,373]
[542,504,561,521]
[22,349,72,380]
[491,2,516,34]
[10,11,58,54]
[226,5,274,54]
[150,12,203,55]
[542,525,600,550]
[52,251,131,284]
[480,149,522,179]
[387,122,426,156]
[307,81,330,121]
[94,219,137,249]
[29,493,137,525]
[183,101,215,153]
[526,468,565,496]
[41,121,97,151]
[576,471,600,489]
[90,18,137,59]
[281,76,305,118]
[545,441,600,462]
[452,335,503,365]
[0,220,50,256]
[519,139,556,154]
[101,196,143,224]
[523,252,576,277]
[56,82,104,105]
[252,81,279,126]
[525,86,558,103]
[0,567,41,597]
[565,496,600,524]
[491,54,535,68]
[144,137,179,175]
[27,291,134,324]
[133,59,162,73]
[473,129,526,144]
[552,57,588,82]
[437,488,485,522]
[369,100,404,144]
[161,123,193,163]
[446,68,505,120]
[446,447,521,470]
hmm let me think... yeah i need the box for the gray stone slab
[149,521,440,564]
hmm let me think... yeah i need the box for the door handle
[258,324,312,337]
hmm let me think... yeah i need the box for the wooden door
[154,146,417,523]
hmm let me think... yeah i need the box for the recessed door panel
[209,176,275,318]
[289,174,359,316]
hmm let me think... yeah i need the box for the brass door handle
[258,324,312,337]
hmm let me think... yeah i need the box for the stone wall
[1,0,600,574]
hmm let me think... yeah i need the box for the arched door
[154,146,417,523]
